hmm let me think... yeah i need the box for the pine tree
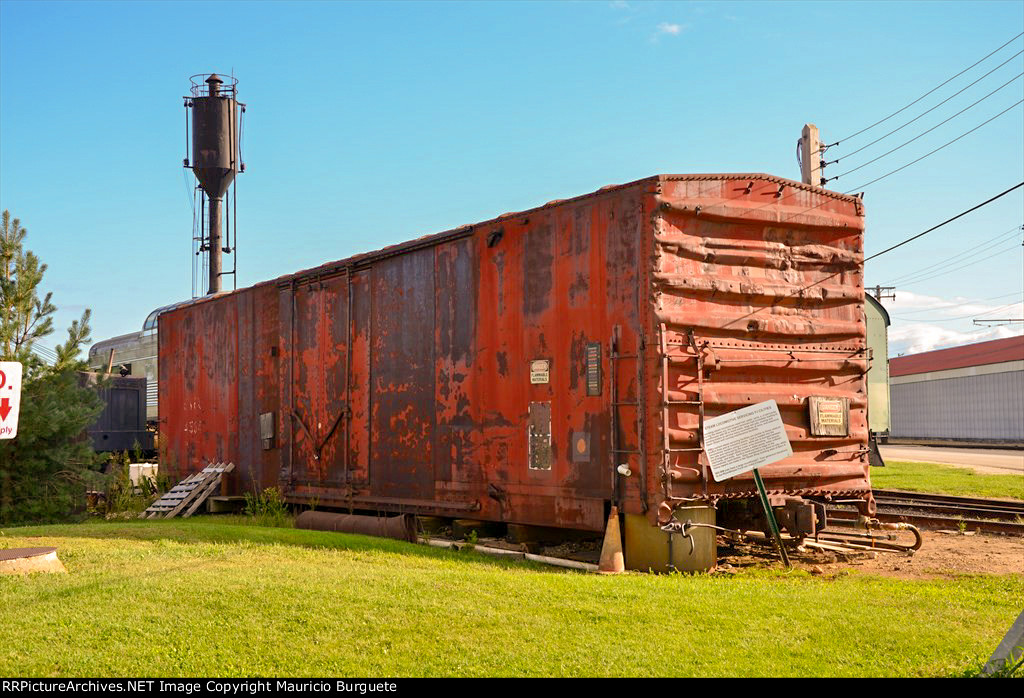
[0,210,104,524]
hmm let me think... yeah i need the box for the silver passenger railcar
[87,301,191,422]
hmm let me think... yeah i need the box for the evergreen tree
[0,210,104,524]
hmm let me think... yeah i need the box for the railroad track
[874,488,1024,518]
[828,489,1024,536]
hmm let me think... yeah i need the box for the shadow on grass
[0,517,570,574]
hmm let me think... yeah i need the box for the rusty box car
[159,173,870,570]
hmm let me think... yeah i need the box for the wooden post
[800,123,822,187]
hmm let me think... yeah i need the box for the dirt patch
[715,531,1024,579]
[468,536,603,563]
[449,531,1022,578]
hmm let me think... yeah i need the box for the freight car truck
[159,173,871,571]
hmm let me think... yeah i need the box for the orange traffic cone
[598,506,625,574]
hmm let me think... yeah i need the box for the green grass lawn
[1,519,1020,677]
[873,460,1024,501]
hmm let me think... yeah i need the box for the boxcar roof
[865,294,891,327]
[164,172,861,317]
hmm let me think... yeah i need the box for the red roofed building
[889,335,1024,443]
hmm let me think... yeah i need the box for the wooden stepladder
[140,462,235,519]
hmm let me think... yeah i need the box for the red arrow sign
[0,362,23,438]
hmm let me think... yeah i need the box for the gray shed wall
[890,369,1024,441]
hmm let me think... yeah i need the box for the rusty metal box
[159,173,871,531]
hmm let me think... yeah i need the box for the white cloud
[608,1,638,26]
[881,290,1024,355]
[888,323,1022,356]
[650,21,690,43]
[886,290,1023,320]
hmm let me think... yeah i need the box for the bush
[98,459,162,519]
[243,487,290,527]
[0,210,104,525]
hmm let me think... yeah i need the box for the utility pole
[868,285,896,301]
[798,123,824,187]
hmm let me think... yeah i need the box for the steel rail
[873,499,1024,519]
[828,509,1024,536]
[873,489,1024,514]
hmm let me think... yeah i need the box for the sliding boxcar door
[280,273,351,489]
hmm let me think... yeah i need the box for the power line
[829,31,1024,146]
[842,99,1024,194]
[827,72,1023,182]
[721,184,1024,330]
[897,241,1021,287]
[889,290,1024,317]
[825,53,1024,167]
[894,299,1024,323]
[864,183,1024,263]
[882,225,1023,285]
[30,344,58,364]
[882,224,1021,284]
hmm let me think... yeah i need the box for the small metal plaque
[259,411,275,450]
[572,431,590,463]
[585,342,601,396]
[528,402,552,470]
[808,396,849,437]
[530,359,550,385]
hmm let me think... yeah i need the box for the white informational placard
[0,361,23,439]
[703,400,792,482]
[530,360,550,384]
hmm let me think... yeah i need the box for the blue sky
[1,0,1022,357]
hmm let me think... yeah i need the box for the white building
[889,335,1024,444]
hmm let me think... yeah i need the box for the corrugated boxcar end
[159,172,873,546]
[647,174,871,526]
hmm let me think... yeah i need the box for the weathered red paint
[159,173,870,532]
